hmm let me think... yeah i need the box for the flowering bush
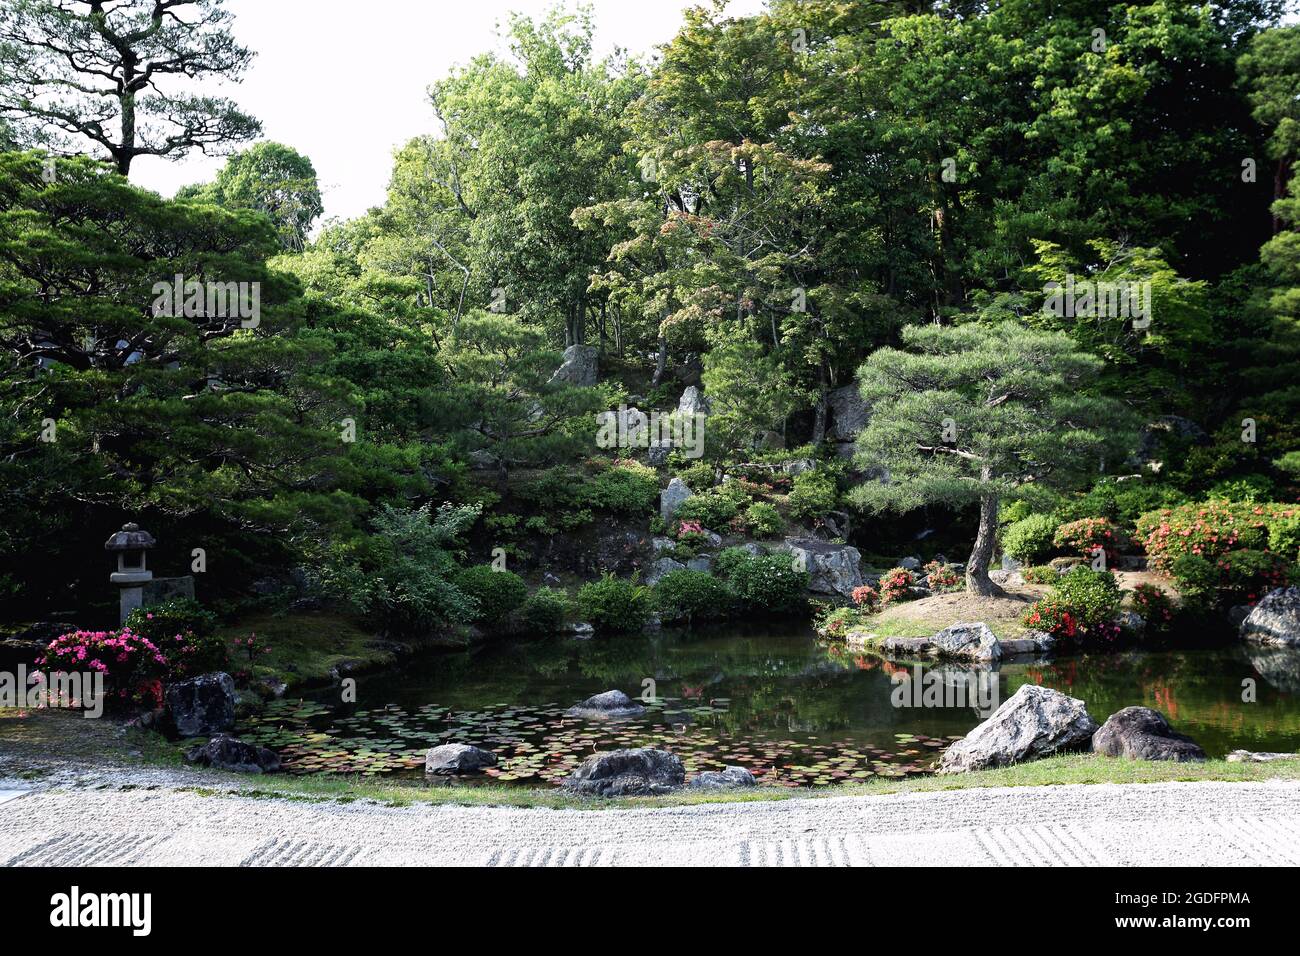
[1135,501,1285,572]
[1053,517,1126,563]
[37,628,169,708]
[1022,565,1058,584]
[1130,583,1175,632]
[1022,567,1122,646]
[673,519,710,548]
[124,599,228,679]
[851,584,879,611]
[923,560,960,593]
[878,568,915,606]
[816,604,862,637]
[1138,501,1299,607]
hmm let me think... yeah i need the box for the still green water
[241,625,1300,786]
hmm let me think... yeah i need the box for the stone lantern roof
[104,522,156,552]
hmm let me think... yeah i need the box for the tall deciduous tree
[179,141,324,250]
[850,322,1133,595]
[0,0,259,175]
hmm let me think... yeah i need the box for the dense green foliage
[2,1,1298,643]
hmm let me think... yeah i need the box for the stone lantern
[105,522,155,625]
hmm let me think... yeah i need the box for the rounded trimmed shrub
[576,574,650,633]
[453,566,528,627]
[518,586,570,633]
[787,471,837,521]
[653,570,733,625]
[1000,514,1057,563]
[724,554,808,613]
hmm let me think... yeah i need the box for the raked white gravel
[2,770,1299,866]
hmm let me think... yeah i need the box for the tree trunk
[965,485,1004,597]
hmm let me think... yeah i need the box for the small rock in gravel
[185,734,281,774]
[1226,750,1298,763]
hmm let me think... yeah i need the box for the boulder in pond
[690,766,756,790]
[184,734,281,774]
[879,622,1001,663]
[660,476,693,523]
[165,672,235,738]
[1240,587,1300,648]
[938,684,1098,774]
[566,689,646,719]
[563,747,685,796]
[424,743,497,774]
[783,537,864,598]
[1092,706,1206,762]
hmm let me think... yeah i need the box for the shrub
[1001,514,1058,563]
[878,568,915,606]
[1131,583,1175,633]
[452,566,528,627]
[851,584,879,611]
[1136,501,1275,572]
[675,484,749,528]
[1053,517,1126,562]
[1168,554,1220,610]
[715,546,759,579]
[723,554,808,613]
[787,471,838,521]
[816,604,863,638]
[1269,516,1300,561]
[518,587,570,633]
[125,598,227,677]
[586,459,660,514]
[311,502,481,634]
[1219,549,1295,604]
[653,570,733,625]
[1022,566,1122,645]
[576,574,651,633]
[37,628,169,709]
[742,501,784,538]
[1054,477,1189,526]
[923,560,960,593]
[676,462,716,491]
[1022,565,1058,584]
[1206,474,1276,503]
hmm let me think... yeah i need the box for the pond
[239,624,1300,787]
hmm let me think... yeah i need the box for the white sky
[131,0,769,224]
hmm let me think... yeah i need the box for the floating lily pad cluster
[239,696,954,787]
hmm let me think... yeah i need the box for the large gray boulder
[165,672,235,738]
[566,689,646,719]
[563,747,685,796]
[925,624,993,660]
[645,556,686,585]
[660,477,693,523]
[938,684,1098,774]
[784,537,864,598]
[1240,587,1300,648]
[827,380,869,441]
[690,766,756,790]
[550,344,599,387]
[677,385,710,417]
[424,743,497,774]
[1092,706,1206,762]
[880,622,1001,663]
[184,734,281,774]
